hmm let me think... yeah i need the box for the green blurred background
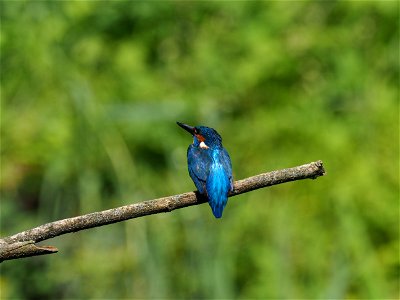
[1,1,398,299]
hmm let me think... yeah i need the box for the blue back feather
[206,149,232,218]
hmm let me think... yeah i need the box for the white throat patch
[199,141,209,149]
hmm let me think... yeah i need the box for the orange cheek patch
[195,134,209,149]
[195,134,205,142]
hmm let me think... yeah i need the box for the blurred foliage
[0,1,398,299]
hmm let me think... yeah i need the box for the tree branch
[0,160,325,262]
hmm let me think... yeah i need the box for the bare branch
[0,160,325,262]
[0,240,58,261]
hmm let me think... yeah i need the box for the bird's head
[177,122,223,149]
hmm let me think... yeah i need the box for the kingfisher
[177,122,233,218]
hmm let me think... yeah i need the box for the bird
[177,122,233,218]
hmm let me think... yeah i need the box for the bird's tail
[211,202,225,218]
[206,167,230,219]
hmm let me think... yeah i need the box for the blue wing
[187,145,212,194]
[219,147,234,192]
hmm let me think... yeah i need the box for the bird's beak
[177,122,196,135]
